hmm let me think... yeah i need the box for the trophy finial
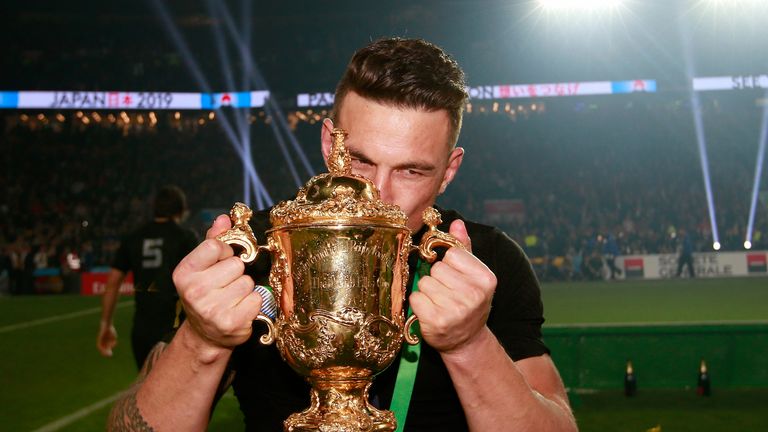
[328,128,351,175]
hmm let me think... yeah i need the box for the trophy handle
[414,207,466,263]
[255,314,276,345]
[217,202,273,264]
[404,207,466,345]
[217,202,277,345]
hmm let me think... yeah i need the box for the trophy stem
[285,375,396,432]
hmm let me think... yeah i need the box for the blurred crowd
[2,92,766,292]
[440,96,768,281]
[0,112,308,294]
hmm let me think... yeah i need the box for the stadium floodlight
[744,96,767,251]
[680,14,722,258]
[538,0,624,10]
[744,240,752,250]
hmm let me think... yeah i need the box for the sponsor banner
[19,91,197,110]
[297,79,658,106]
[34,274,65,294]
[466,80,656,100]
[616,251,768,280]
[0,91,19,108]
[2,90,270,110]
[201,91,268,109]
[747,253,767,273]
[472,82,596,99]
[80,271,134,296]
[469,80,657,100]
[623,257,645,279]
[250,91,270,108]
[693,75,768,91]
[297,92,335,107]
[31,268,64,294]
[611,80,657,94]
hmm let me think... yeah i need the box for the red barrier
[80,272,134,296]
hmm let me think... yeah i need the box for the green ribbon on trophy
[390,258,431,432]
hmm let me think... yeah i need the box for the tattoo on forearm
[108,391,155,432]
[107,342,167,431]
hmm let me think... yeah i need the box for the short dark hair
[332,38,468,148]
[153,185,188,219]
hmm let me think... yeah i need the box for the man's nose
[373,173,393,203]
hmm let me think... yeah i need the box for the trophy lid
[270,128,408,228]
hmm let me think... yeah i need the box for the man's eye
[401,169,423,178]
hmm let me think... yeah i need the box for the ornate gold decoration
[327,128,351,175]
[216,202,260,263]
[417,207,466,263]
[218,128,463,431]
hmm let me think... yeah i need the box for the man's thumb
[448,219,472,252]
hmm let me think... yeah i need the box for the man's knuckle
[238,275,254,290]
[480,271,497,289]
[202,238,222,255]
[182,285,203,303]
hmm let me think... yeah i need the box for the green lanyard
[390,259,431,432]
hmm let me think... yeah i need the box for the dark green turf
[0,295,104,327]
[0,297,136,430]
[2,277,767,431]
[541,278,768,325]
[572,389,768,432]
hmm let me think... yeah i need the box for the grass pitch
[1,277,766,431]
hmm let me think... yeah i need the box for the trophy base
[284,375,396,432]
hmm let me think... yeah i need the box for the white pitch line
[0,301,134,334]
[31,391,125,432]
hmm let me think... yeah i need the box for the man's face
[322,91,464,232]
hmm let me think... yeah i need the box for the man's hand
[409,219,497,354]
[97,321,118,357]
[171,214,264,350]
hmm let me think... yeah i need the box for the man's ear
[320,118,335,168]
[439,147,465,195]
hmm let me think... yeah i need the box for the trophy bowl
[217,129,462,432]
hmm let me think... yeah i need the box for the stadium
[1,0,767,431]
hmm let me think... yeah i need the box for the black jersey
[112,220,198,366]
[231,207,548,431]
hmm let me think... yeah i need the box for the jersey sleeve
[483,228,550,361]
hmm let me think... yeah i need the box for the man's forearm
[100,269,124,324]
[108,323,233,432]
[441,327,577,432]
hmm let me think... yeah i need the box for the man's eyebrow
[394,161,436,172]
[349,149,436,172]
[348,149,373,164]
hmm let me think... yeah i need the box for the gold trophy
[217,128,462,431]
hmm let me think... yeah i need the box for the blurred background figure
[97,185,198,369]
[603,233,622,280]
[676,228,695,278]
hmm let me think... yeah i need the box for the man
[108,38,576,431]
[97,185,198,368]
[676,229,695,278]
